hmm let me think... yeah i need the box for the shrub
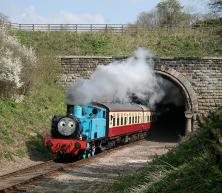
[0,29,37,99]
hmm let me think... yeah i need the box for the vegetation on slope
[0,30,66,160]
[0,84,65,160]
[9,27,222,57]
[108,108,222,193]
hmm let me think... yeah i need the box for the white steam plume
[66,48,165,107]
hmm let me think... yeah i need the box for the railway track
[0,160,62,192]
[0,139,154,193]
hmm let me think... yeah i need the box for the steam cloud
[66,48,166,107]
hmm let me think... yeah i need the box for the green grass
[0,83,66,160]
[0,30,63,160]
[107,109,222,193]
[0,28,66,161]
[9,27,222,57]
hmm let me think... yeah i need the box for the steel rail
[0,139,149,193]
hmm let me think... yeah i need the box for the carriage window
[138,116,140,123]
[121,117,123,125]
[150,115,152,122]
[135,116,137,123]
[117,118,119,126]
[113,118,116,126]
[129,117,131,124]
[103,111,106,118]
[124,117,127,125]
[132,116,134,123]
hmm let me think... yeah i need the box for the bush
[0,29,37,99]
[0,29,64,160]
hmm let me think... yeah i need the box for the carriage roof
[92,102,151,112]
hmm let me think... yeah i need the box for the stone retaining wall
[60,56,222,118]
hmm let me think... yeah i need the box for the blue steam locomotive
[45,102,154,158]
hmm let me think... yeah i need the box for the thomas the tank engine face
[57,117,76,136]
[51,115,79,138]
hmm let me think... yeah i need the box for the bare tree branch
[209,0,222,12]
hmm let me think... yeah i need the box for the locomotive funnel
[67,104,74,116]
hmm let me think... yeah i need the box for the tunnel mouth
[148,102,186,142]
[148,75,187,142]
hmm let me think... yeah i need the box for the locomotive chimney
[67,104,74,116]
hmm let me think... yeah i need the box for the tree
[156,0,183,26]
[209,0,222,12]
[135,0,194,27]
[136,11,159,27]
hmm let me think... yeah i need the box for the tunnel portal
[149,75,187,142]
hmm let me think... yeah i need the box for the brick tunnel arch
[155,66,198,133]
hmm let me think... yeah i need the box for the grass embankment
[0,36,66,160]
[108,109,222,193]
[0,83,65,160]
[10,27,222,57]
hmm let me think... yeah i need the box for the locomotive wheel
[91,147,96,156]
[80,151,87,159]
[80,150,91,159]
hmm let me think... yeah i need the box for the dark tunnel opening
[148,76,187,142]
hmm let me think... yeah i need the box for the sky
[0,0,210,24]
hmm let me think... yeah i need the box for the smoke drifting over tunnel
[67,48,187,139]
[66,48,165,107]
